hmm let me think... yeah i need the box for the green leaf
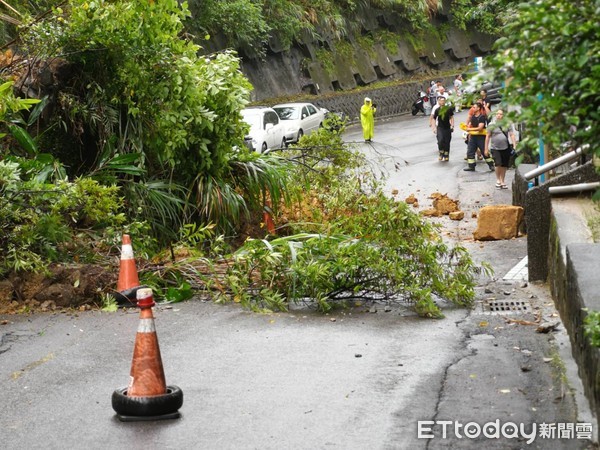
[8,125,38,155]
[0,80,13,94]
[27,96,50,126]
[164,282,193,303]
[108,153,140,164]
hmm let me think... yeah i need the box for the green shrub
[219,129,481,318]
[0,159,126,275]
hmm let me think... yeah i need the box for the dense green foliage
[20,0,252,179]
[0,158,128,275]
[449,0,518,33]
[481,0,599,164]
[219,127,481,317]
[0,0,291,269]
[2,0,563,318]
[10,0,289,241]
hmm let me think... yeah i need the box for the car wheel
[297,129,304,141]
[261,142,268,152]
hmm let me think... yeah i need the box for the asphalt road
[0,112,596,449]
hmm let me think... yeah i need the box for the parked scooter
[411,91,429,116]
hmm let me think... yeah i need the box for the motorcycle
[411,91,429,116]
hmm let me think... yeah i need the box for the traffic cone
[111,288,183,421]
[113,234,144,306]
[128,288,167,397]
[263,202,276,234]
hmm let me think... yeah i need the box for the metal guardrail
[523,147,583,182]
[549,182,600,195]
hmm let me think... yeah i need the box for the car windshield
[273,107,299,120]
[241,111,261,129]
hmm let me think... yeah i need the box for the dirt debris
[420,192,463,220]
[0,264,115,314]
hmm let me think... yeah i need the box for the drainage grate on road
[481,299,531,314]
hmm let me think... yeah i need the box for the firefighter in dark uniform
[463,102,494,172]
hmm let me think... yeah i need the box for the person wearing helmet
[360,97,376,142]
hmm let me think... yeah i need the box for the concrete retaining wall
[231,17,495,102]
[513,162,600,425]
[549,235,600,424]
[512,161,599,281]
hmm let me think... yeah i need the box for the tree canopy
[484,0,599,163]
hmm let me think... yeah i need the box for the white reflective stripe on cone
[121,244,134,259]
[137,318,156,333]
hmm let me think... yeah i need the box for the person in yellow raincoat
[360,97,376,142]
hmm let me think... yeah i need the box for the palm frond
[125,180,189,243]
[0,12,20,25]
[228,151,292,214]
[193,174,246,231]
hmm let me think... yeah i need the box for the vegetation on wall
[184,0,446,58]
[373,29,400,55]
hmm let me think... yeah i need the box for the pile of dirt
[0,264,116,314]
[420,192,462,218]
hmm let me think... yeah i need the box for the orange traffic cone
[128,287,167,397]
[114,234,144,306]
[263,203,276,234]
[112,288,183,421]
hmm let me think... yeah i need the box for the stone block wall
[238,24,491,102]
[514,164,600,426]
[304,75,456,124]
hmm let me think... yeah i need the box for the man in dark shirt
[430,97,454,161]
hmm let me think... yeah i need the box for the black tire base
[110,285,149,306]
[112,385,183,419]
[115,411,181,422]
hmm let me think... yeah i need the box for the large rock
[473,205,524,241]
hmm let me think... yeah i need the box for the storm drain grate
[481,299,531,314]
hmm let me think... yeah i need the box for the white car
[241,107,287,153]
[272,102,327,144]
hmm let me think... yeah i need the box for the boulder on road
[473,205,524,241]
